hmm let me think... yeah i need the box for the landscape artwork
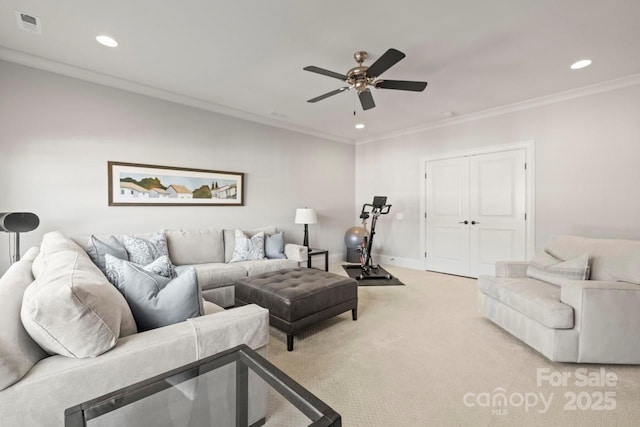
[108,161,244,206]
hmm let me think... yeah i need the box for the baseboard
[327,252,423,271]
[369,253,423,270]
[329,252,344,265]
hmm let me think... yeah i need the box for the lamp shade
[294,208,317,225]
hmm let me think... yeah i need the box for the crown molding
[355,72,640,145]
[0,46,354,145]
[4,46,638,148]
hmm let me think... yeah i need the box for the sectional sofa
[81,227,308,308]
[0,227,306,426]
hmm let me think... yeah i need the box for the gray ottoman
[234,267,358,351]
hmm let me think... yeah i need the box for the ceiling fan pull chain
[353,91,357,116]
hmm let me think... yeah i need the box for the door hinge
[424,252,427,258]
[524,213,527,220]
[524,163,527,170]
[424,212,427,219]
[424,172,427,179]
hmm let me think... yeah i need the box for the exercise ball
[345,227,368,263]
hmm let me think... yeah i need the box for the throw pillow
[21,248,138,358]
[527,251,590,286]
[0,247,47,391]
[122,232,169,265]
[106,260,203,332]
[104,254,177,288]
[86,235,128,275]
[229,230,266,262]
[265,231,286,259]
[223,227,276,262]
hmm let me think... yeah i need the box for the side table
[307,248,329,271]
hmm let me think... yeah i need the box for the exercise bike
[346,196,392,280]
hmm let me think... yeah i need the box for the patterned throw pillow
[105,254,177,288]
[229,230,266,262]
[526,251,590,286]
[122,233,169,265]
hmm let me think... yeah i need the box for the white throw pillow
[21,248,138,358]
[229,230,266,262]
[527,251,590,286]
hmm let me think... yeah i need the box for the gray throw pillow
[105,258,202,332]
[229,230,266,262]
[265,232,286,259]
[122,232,169,265]
[105,254,177,288]
[526,251,590,286]
[86,235,128,274]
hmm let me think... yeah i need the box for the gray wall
[356,83,640,264]
[0,60,355,274]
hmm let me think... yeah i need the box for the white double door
[425,149,527,278]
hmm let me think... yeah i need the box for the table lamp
[294,208,317,249]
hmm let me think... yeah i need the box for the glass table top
[65,344,340,427]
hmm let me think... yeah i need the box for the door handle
[471,221,479,225]
[458,220,468,224]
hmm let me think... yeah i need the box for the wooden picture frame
[108,161,244,206]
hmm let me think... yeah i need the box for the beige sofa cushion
[181,263,248,291]
[545,235,640,284]
[479,276,574,329]
[21,232,137,358]
[165,229,225,265]
[0,247,47,391]
[224,227,276,263]
[232,259,299,276]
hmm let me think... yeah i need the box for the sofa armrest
[495,261,529,278]
[284,243,308,262]
[560,280,640,363]
[0,306,270,426]
[187,304,269,358]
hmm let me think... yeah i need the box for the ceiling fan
[304,48,428,111]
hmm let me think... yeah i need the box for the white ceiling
[1,1,640,144]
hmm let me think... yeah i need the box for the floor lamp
[0,212,40,263]
[294,208,317,249]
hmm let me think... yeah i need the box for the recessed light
[570,59,592,70]
[442,111,455,117]
[355,123,365,129]
[96,35,118,47]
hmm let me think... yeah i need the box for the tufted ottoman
[234,267,358,351]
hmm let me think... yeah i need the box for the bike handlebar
[361,203,392,216]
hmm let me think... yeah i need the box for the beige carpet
[263,265,640,427]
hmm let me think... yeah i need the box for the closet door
[469,149,527,277]
[425,157,470,276]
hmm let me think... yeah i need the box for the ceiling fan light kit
[304,48,428,111]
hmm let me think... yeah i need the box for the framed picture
[108,161,244,206]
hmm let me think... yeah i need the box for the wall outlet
[396,212,404,220]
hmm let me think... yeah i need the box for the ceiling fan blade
[366,48,406,78]
[358,89,376,110]
[307,87,350,103]
[303,66,348,81]
[375,80,428,92]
